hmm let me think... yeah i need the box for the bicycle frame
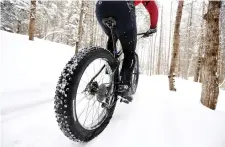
[86,17,145,105]
[89,17,145,82]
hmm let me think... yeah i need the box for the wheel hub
[88,81,99,95]
[96,84,108,102]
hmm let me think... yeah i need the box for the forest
[3,0,224,109]
[1,0,225,146]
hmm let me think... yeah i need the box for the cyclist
[96,0,158,101]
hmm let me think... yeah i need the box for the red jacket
[134,0,158,29]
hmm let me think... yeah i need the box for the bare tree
[157,6,164,75]
[167,1,173,73]
[28,0,36,40]
[201,1,221,110]
[194,1,205,82]
[218,1,225,84]
[168,0,184,91]
[90,4,95,46]
[185,1,194,79]
[148,38,153,75]
[152,27,158,75]
[75,1,85,54]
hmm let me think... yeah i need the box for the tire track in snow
[1,99,53,116]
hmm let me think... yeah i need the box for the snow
[1,30,74,111]
[1,31,225,147]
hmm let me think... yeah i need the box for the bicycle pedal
[120,98,129,104]
[119,96,133,104]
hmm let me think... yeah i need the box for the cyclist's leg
[116,3,137,86]
[95,1,118,53]
[95,1,137,92]
[119,30,137,86]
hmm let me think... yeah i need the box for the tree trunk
[194,1,205,82]
[194,55,202,82]
[185,1,194,79]
[167,1,173,73]
[44,20,48,40]
[177,51,181,77]
[75,1,85,54]
[17,20,21,33]
[151,37,155,75]
[218,1,225,84]
[220,1,225,84]
[148,38,153,75]
[52,27,55,41]
[200,1,220,110]
[168,0,184,91]
[157,6,164,75]
[152,29,158,75]
[28,0,36,41]
[199,67,203,83]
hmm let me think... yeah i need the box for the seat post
[109,27,116,57]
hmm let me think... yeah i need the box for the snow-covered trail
[1,31,225,147]
[2,75,225,147]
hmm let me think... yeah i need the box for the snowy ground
[1,31,225,147]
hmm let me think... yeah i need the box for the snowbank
[1,30,74,113]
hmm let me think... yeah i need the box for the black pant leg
[95,1,137,85]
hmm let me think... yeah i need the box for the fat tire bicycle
[54,17,151,142]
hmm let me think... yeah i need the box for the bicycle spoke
[76,94,89,105]
[83,99,97,126]
[92,61,96,76]
[81,79,88,84]
[96,103,101,124]
[88,100,98,127]
[91,100,97,126]
[93,101,100,125]
[84,71,91,82]
[74,58,113,130]
[78,98,91,119]
[98,72,104,84]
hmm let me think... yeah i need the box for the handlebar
[137,33,146,36]
[137,32,153,38]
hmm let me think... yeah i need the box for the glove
[143,28,157,38]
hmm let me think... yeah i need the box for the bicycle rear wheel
[131,53,139,94]
[54,47,117,142]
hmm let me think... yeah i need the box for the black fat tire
[131,53,139,94]
[54,47,117,142]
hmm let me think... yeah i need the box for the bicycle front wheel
[54,47,117,142]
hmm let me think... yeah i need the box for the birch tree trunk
[44,20,48,40]
[218,1,225,84]
[148,38,153,75]
[200,1,221,110]
[75,1,85,54]
[28,0,36,41]
[194,1,205,82]
[150,37,154,75]
[157,6,164,75]
[167,1,173,73]
[168,0,184,91]
[152,29,158,75]
[185,1,194,79]
[90,6,95,46]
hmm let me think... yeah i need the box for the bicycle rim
[73,58,114,130]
